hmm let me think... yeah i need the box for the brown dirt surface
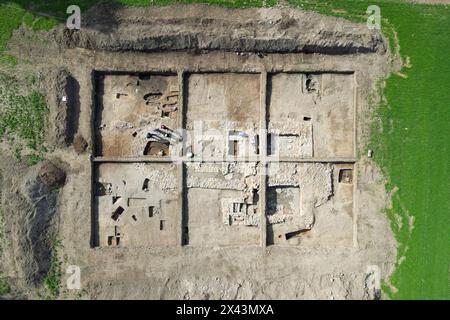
[54,3,385,54]
[0,4,401,300]
[38,161,66,188]
[73,135,88,154]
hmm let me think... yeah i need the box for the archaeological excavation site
[93,70,357,249]
[0,3,400,300]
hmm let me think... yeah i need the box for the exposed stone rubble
[267,163,333,235]
[95,163,178,247]
[186,162,259,191]
[268,120,313,157]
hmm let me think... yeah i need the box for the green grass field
[0,0,448,299]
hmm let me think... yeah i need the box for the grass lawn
[0,0,448,299]
[371,1,450,300]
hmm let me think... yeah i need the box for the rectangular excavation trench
[91,70,357,248]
